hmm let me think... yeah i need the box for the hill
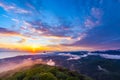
[0,64,92,80]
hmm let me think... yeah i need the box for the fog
[0,58,55,73]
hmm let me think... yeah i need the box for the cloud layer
[0,58,55,73]
[0,0,120,50]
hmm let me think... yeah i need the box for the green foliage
[39,72,57,80]
[13,72,26,80]
[66,77,79,80]
[1,64,93,80]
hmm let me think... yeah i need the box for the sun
[31,44,40,53]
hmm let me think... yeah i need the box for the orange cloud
[0,28,90,52]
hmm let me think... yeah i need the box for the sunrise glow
[0,0,119,52]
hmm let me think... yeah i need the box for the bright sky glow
[0,0,120,52]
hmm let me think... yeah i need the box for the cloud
[100,54,120,60]
[0,58,42,73]
[58,53,81,60]
[46,59,55,66]
[65,2,120,50]
[84,8,102,29]
[0,0,120,50]
[69,20,120,50]
[26,20,72,38]
[0,2,30,14]
[17,38,26,43]
[11,18,19,23]
[19,6,103,47]
[0,2,15,11]
[97,65,109,73]
[86,52,120,60]
[19,21,86,45]
[0,58,56,73]
[91,8,103,20]
[84,19,99,28]
[0,27,18,35]
[0,0,103,49]
[58,52,120,60]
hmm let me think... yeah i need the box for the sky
[0,0,120,52]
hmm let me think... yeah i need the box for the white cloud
[0,2,30,14]
[47,59,55,66]
[100,54,120,59]
[58,53,81,60]
[97,65,109,73]
[11,18,19,23]
[58,52,120,60]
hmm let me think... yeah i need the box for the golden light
[31,44,40,53]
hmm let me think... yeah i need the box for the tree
[39,72,57,80]
[66,77,79,80]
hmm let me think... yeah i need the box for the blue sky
[0,0,120,51]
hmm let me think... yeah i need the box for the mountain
[0,50,120,80]
[91,49,120,55]
[0,64,92,80]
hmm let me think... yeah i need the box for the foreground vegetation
[0,64,92,80]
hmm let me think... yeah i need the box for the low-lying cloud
[58,53,81,60]
[0,58,55,73]
[58,52,120,60]
[100,54,120,60]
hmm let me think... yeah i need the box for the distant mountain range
[0,49,120,80]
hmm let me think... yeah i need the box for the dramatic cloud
[0,0,120,51]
